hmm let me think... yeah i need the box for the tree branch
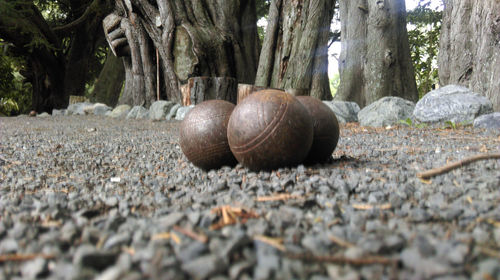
[53,0,99,36]
[417,153,500,179]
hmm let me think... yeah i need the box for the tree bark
[181,77,238,105]
[336,0,418,108]
[255,0,335,100]
[439,0,500,111]
[104,0,260,106]
[90,50,125,107]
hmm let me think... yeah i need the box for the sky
[328,0,443,76]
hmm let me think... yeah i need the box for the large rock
[166,104,181,120]
[323,101,360,123]
[37,112,50,118]
[126,106,149,119]
[175,105,195,121]
[52,109,66,116]
[107,105,131,118]
[358,96,415,127]
[67,102,93,115]
[149,101,175,121]
[413,85,493,123]
[473,112,500,130]
[93,103,112,116]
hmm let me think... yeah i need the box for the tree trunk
[104,0,260,106]
[90,49,125,107]
[438,0,500,111]
[336,0,418,108]
[255,0,335,100]
[181,77,238,105]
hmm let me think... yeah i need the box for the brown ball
[296,96,340,164]
[227,89,313,171]
[179,100,237,170]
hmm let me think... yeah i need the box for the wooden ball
[179,100,237,170]
[227,89,313,171]
[296,96,340,164]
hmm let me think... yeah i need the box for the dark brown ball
[179,100,237,170]
[296,96,340,164]
[227,89,313,171]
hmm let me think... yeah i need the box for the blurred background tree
[407,0,442,98]
[0,0,113,114]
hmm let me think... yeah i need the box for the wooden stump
[181,77,237,106]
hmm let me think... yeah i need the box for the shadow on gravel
[303,155,367,170]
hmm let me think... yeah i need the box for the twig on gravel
[0,154,20,165]
[0,253,55,263]
[210,205,259,230]
[151,232,172,241]
[352,203,392,210]
[170,232,181,244]
[417,153,500,179]
[150,232,181,244]
[479,247,500,260]
[256,193,304,202]
[173,225,208,243]
[0,155,9,163]
[254,235,286,252]
[286,253,398,266]
[329,235,355,248]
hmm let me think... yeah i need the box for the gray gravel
[0,115,499,280]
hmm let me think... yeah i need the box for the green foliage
[0,41,32,115]
[407,1,442,98]
[0,98,19,116]
[443,120,457,130]
[398,117,428,129]
[256,0,270,19]
[0,52,14,92]
[256,0,270,43]
[34,0,69,23]
[0,1,56,53]
[329,73,340,97]
[442,120,472,130]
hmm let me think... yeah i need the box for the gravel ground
[0,115,499,280]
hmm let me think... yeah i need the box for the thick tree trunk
[336,0,418,108]
[439,0,500,111]
[28,55,66,113]
[255,0,335,100]
[104,0,260,106]
[90,50,125,107]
